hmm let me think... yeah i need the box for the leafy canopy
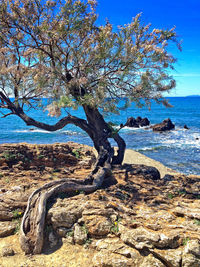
[0,0,180,117]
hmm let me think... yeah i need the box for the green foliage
[72,148,82,159]
[167,193,175,199]
[13,218,21,234]
[81,223,88,235]
[182,237,190,246]
[12,209,23,219]
[107,122,121,138]
[5,177,10,183]
[66,230,74,238]
[37,154,45,159]
[194,219,200,226]
[2,151,16,161]
[110,218,121,234]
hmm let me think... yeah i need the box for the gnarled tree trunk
[1,87,126,254]
[19,105,126,254]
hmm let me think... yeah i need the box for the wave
[14,129,51,133]
[136,145,164,152]
[13,128,86,137]
[116,126,151,131]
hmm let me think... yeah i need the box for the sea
[0,97,200,175]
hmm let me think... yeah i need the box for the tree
[0,0,180,254]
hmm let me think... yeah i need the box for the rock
[140,117,150,127]
[0,210,14,221]
[184,239,200,257]
[182,253,200,267]
[156,232,180,249]
[152,118,175,132]
[47,197,84,229]
[92,251,134,267]
[74,223,88,245]
[0,142,95,170]
[119,164,160,180]
[124,116,150,128]
[1,246,15,257]
[83,215,112,237]
[124,117,139,128]
[153,248,182,267]
[172,207,200,220]
[140,254,165,267]
[0,221,16,237]
[56,227,69,238]
[93,238,142,263]
[163,174,174,181]
[121,227,160,249]
[48,231,58,248]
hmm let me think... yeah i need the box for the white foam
[14,129,51,133]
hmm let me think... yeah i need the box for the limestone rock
[93,238,142,263]
[1,246,15,257]
[156,232,180,249]
[47,197,84,229]
[83,215,112,237]
[182,253,200,267]
[173,207,200,220]
[140,254,165,267]
[92,251,133,267]
[74,223,88,245]
[0,221,16,237]
[0,210,14,221]
[184,239,200,257]
[121,227,160,249]
[153,248,182,267]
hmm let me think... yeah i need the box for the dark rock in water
[140,118,150,127]
[184,125,189,130]
[125,117,150,128]
[124,117,139,128]
[152,118,175,132]
[136,116,142,123]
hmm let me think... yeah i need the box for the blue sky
[96,0,200,96]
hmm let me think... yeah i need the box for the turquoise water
[0,97,200,175]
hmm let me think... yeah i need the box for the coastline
[0,141,192,177]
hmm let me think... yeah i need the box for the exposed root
[20,148,111,254]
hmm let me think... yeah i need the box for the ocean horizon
[0,96,200,175]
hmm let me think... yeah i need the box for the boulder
[125,116,150,128]
[140,117,150,127]
[92,251,134,267]
[0,222,16,237]
[1,246,15,257]
[152,118,175,132]
[74,223,88,245]
[124,117,139,128]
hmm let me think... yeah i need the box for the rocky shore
[0,142,200,267]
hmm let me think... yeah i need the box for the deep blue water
[0,97,200,175]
